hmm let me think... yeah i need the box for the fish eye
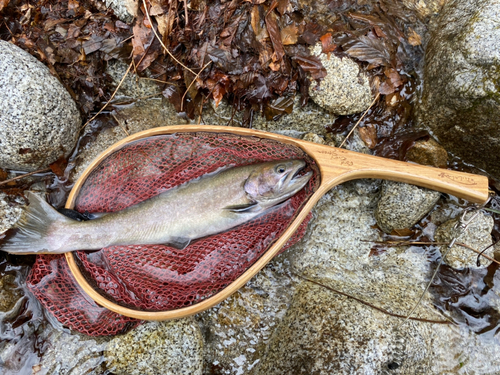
[275,165,287,174]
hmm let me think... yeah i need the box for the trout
[0,160,312,254]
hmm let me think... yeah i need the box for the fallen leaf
[291,52,327,80]
[319,33,336,53]
[390,228,414,237]
[49,156,68,178]
[407,27,421,46]
[0,169,7,182]
[281,25,298,45]
[265,10,285,63]
[68,0,79,10]
[342,34,393,67]
[358,124,378,149]
[264,96,294,120]
[0,0,9,12]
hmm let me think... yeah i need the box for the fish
[0,160,312,254]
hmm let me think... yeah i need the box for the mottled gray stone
[435,211,494,268]
[375,181,441,234]
[105,319,203,375]
[101,0,138,23]
[416,0,500,177]
[302,132,326,144]
[255,281,500,375]
[255,282,436,375]
[0,192,24,234]
[106,60,160,99]
[200,265,295,375]
[35,326,109,375]
[0,41,81,172]
[308,44,373,115]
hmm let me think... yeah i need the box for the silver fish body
[1,160,312,254]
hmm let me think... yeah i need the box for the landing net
[27,131,319,336]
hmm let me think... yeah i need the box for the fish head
[244,159,313,209]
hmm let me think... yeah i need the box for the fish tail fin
[1,192,72,254]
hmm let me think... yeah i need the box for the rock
[0,41,81,172]
[255,280,500,375]
[199,265,295,375]
[101,0,138,23]
[375,181,441,234]
[406,138,448,168]
[254,282,438,374]
[0,192,24,234]
[302,133,325,144]
[416,0,500,177]
[308,44,373,115]
[0,273,23,313]
[435,210,494,268]
[105,319,204,375]
[402,0,448,19]
[35,326,110,375]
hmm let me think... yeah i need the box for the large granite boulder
[0,41,81,172]
[416,0,500,177]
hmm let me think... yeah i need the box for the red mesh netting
[27,132,319,336]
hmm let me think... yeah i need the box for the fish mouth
[282,161,312,193]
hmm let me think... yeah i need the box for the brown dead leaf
[281,25,298,45]
[384,67,402,87]
[68,0,79,10]
[265,10,285,63]
[390,228,415,237]
[319,33,336,53]
[358,124,378,149]
[49,156,68,178]
[407,27,421,46]
[0,0,10,12]
[0,169,7,182]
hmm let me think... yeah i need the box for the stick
[180,61,212,111]
[80,60,134,132]
[142,0,197,75]
[339,92,380,149]
[0,168,52,186]
[293,272,451,324]
[368,240,500,266]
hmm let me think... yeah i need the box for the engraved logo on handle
[438,172,477,185]
[318,149,354,166]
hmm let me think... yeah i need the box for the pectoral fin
[168,237,191,250]
[224,202,260,213]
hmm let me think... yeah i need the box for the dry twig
[0,168,52,186]
[339,92,380,149]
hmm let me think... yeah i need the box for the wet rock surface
[435,211,494,268]
[406,138,448,168]
[416,0,500,176]
[375,181,441,234]
[0,274,23,313]
[0,41,81,172]
[105,319,204,375]
[0,192,24,234]
[35,326,109,375]
[309,44,373,115]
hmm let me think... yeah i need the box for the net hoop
[65,125,325,320]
